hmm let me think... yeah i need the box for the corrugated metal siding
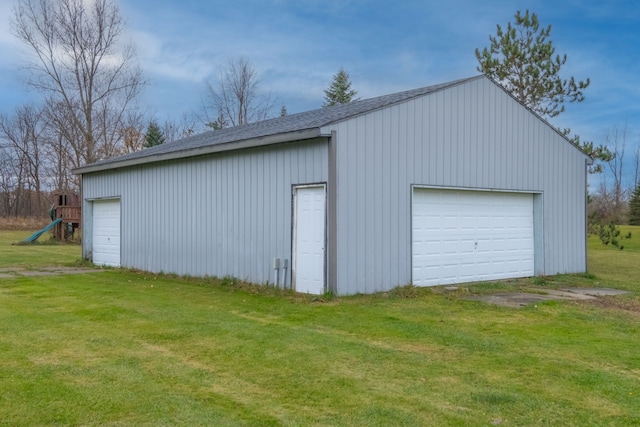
[322,77,587,294]
[82,139,328,283]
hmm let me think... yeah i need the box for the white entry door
[412,188,534,286]
[93,199,121,267]
[293,185,326,294]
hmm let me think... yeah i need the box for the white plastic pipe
[273,258,280,287]
[281,259,289,288]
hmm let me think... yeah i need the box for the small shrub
[575,272,597,280]
[589,221,631,250]
[532,276,548,286]
[310,290,336,303]
[322,289,335,300]
[387,284,428,299]
[219,276,237,287]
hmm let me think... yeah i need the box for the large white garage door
[412,188,534,286]
[93,199,121,267]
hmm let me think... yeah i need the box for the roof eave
[73,128,323,175]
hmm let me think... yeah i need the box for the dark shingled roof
[74,76,481,174]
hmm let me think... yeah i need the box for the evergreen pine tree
[629,184,640,226]
[323,67,358,107]
[144,121,166,148]
[475,10,611,171]
[475,10,589,118]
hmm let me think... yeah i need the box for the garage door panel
[412,189,534,286]
[93,199,121,267]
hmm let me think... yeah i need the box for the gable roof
[73,76,481,174]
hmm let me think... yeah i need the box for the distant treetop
[144,121,166,148]
[323,67,359,107]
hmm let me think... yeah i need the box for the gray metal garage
[74,75,591,295]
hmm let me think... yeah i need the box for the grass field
[0,228,638,425]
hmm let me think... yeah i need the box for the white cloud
[126,29,213,82]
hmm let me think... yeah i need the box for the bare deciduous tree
[0,105,47,216]
[203,56,273,128]
[113,109,150,155]
[0,142,20,216]
[11,0,145,166]
[605,125,627,211]
[162,114,201,142]
[593,124,640,224]
[118,124,144,155]
[43,98,85,186]
[0,158,13,216]
[41,118,75,192]
[633,142,640,191]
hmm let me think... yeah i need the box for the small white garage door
[93,199,121,267]
[412,188,534,286]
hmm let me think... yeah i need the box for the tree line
[2,1,638,228]
[0,0,359,218]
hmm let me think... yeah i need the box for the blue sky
[1,0,639,173]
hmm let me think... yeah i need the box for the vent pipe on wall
[273,258,281,287]
[281,259,289,288]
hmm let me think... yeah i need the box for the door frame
[291,183,327,294]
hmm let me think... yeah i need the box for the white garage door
[93,199,121,267]
[412,189,534,286]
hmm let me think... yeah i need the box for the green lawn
[0,230,81,269]
[0,229,639,426]
[587,225,640,292]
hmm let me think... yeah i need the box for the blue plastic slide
[21,218,63,243]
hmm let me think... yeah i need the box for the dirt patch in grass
[466,287,631,309]
[577,296,640,316]
[0,266,101,277]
